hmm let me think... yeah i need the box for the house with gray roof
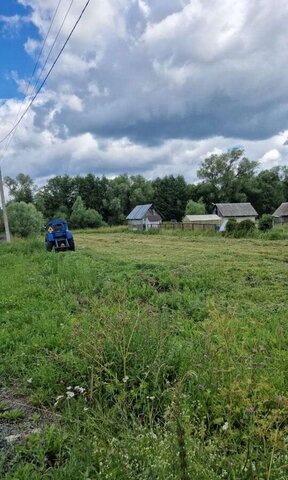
[272,203,288,225]
[212,203,258,231]
[126,204,163,230]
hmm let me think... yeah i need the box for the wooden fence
[147,222,219,232]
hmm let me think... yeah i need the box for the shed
[213,203,258,231]
[272,203,288,224]
[183,214,221,225]
[126,204,163,230]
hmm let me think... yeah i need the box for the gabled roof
[126,204,155,220]
[273,202,288,217]
[184,214,221,222]
[214,203,258,217]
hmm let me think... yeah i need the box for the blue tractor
[45,219,75,252]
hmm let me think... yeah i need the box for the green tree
[7,202,43,237]
[5,173,36,203]
[84,209,103,228]
[103,175,131,224]
[41,175,77,219]
[70,196,87,228]
[281,166,288,201]
[253,168,285,215]
[185,199,206,215]
[129,175,154,209]
[235,158,259,204]
[70,196,103,228]
[152,175,188,221]
[53,205,70,221]
[197,148,258,207]
[75,174,109,218]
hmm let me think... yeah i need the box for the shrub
[7,202,43,237]
[230,219,256,238]
[225,218,237,234]
[259,214,273,231]
[225,219,256,238]
[236,219,256,233]
[70,196,103,229]
[84,208,103,228]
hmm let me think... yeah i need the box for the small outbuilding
[126,204,163,230]
[182,214,221,230]
[272,203,288,225]
[213,203,258,231]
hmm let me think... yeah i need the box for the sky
[0,0,288,185]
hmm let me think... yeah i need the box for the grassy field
[0,232,288,479]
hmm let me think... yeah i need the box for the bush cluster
[69,196,104,229]
[7,202,43,238]
[258,214,273,231]
[224,218,256,237]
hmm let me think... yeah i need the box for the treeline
[4,148,288,227]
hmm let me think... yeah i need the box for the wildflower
[74,386,86,394]
[222,421,229,431]
[66,391,75,399]
[54,395,64,407]
[146,396,155,400]
[122,376,129,383]
[27,378,33,384]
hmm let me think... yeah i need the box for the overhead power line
[0,0,91,146]
[0,0,64,163]
[25,0,64,100]
[30,0,74,100]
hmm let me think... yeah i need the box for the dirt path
[0,389,52,452]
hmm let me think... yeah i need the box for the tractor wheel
[46,241,54,251]
[68,239,75,251]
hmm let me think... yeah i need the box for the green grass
[1,233,288,479]
[0,408,25,422]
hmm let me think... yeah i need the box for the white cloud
[0,0,288,181]
[138,0,150,18]
[0,14,30,35]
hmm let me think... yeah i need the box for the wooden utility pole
[0,167,11,243]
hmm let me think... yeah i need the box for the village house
[212,203,258,231]
[272,203,288,225]
[126,204,163,230]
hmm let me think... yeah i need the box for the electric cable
[0,0,91,146]
[0,0,64,162]
[30,0,74,100]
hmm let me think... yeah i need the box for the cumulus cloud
[0,0,288,181]
[0,14,30,36]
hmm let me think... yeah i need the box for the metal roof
[126,204,153,220]
[184,214,221,222]
[272,203,288,217]
[214,203,258,217]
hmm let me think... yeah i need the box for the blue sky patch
[0,0,39,99]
